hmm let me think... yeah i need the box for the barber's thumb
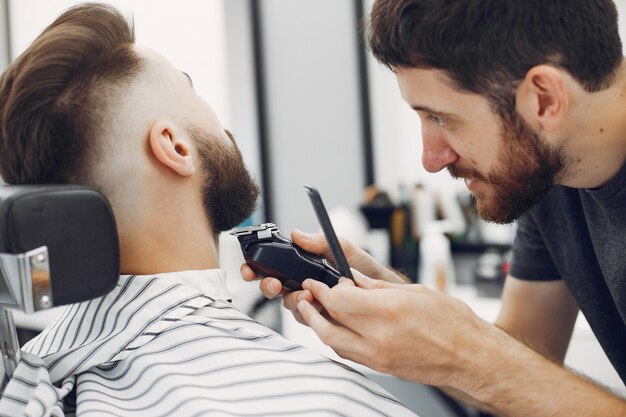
[291,229,310,242]
[291,229,322,249]
[351,268,391,289]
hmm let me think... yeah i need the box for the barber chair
[0,185,120,393]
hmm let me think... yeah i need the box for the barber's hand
[295,270,495,387]
[240,229,406,323]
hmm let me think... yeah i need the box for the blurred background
[1,1,625,416]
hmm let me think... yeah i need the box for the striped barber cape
[0,270,418,416]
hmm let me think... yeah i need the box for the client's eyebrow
[224,129,235,140]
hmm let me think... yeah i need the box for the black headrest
[0,185,119,305]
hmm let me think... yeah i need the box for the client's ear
[148,121,196,176]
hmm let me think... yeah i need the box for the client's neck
[119,231,219,275]
[116,204,219,276]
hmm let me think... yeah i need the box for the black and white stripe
[0,271,417,416]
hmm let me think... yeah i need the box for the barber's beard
[448,111,567,224]
[191,128,260,234]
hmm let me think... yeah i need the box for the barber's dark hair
[0,2,143,184]
[368,0,623,115]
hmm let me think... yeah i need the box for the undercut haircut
[367,0,623,116]
[0,3,143,184]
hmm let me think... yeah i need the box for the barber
[242,0,626,415]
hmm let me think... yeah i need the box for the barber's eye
[426,113,446,127]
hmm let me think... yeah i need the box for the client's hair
[0,2,143,184]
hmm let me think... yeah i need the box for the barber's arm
[441,274,580,413]
[496,275,579,362]
[295,272,626,417]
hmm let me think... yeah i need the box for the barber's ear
[148,121,196,176]
[516,65,569,132]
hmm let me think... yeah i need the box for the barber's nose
[421,133,459,173]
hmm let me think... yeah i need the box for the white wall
[617,0,626,41]
[259,0,366,233]
[223,0,265,223]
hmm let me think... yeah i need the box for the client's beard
[190,127,260,234]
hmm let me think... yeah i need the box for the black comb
[304,186,353,280]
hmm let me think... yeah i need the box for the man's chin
[474,191,520,224]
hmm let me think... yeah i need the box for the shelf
[450,240,511,254]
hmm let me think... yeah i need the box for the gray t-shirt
[510,161,626,383]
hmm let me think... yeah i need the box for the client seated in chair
[0,3,416,416]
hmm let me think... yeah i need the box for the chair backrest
[0,185,120,310]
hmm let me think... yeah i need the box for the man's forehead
[395,67,490,117]
[396,67,460,92]
[396,68,454,106]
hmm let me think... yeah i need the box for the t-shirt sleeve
[510,212,561,281]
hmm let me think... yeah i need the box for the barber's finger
[339,276,356,286]
[240,264,259,282]
[292,310,307,326]
[297,300,361,352]
[351,268,398,289]
[259,277,284,299]
[311,299,324,313]
[301,279,333,305]
[282,290,311,311]
[291,229,330,257]
[303,276,396,323]
[301,278,366,321]
[290,298,324,326]
[297,299,374,364]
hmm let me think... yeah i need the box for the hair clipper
[230,223,340,291]
[231,186,353,291]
